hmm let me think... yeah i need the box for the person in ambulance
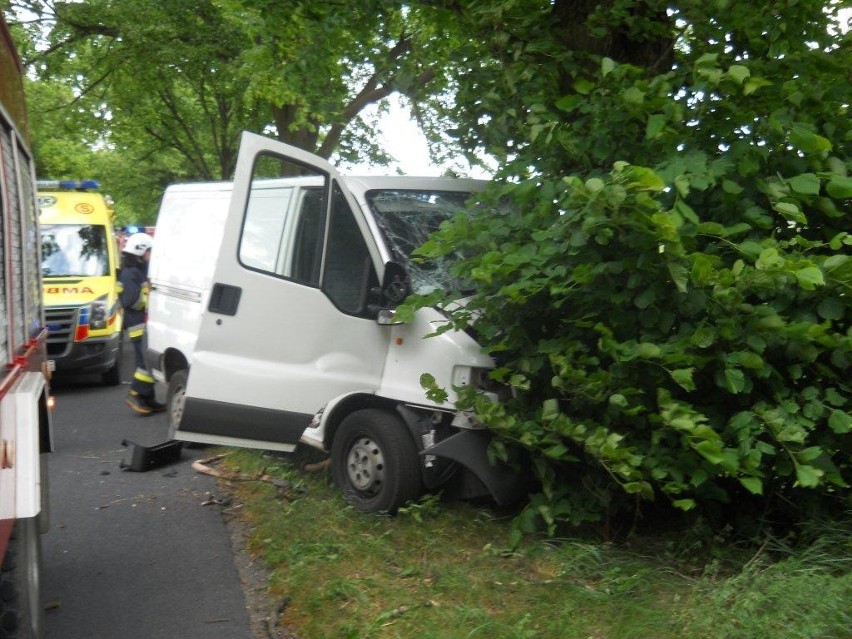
[120,232,166,415]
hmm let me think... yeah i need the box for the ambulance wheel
[166,370,188,438]
[101,348,122,386]
[331,409,422,514]
[0,517,43,639]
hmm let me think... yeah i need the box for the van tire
[331,409,422,514]
[0,518,43,639]
[166,369,188,438]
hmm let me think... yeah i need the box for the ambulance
[37,181,124,385]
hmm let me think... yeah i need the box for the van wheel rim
[170,385,185,425]
[346,437,384,494]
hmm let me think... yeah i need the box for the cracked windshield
[366,189,475,295]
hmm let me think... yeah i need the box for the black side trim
[180,397,309,444]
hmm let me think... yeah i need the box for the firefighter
[119,232,165,414]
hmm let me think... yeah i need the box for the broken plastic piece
[120,439,183,472]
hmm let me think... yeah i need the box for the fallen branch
[192,455,296,499]
[303,458,330,472]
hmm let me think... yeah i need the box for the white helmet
[124,232,154,256]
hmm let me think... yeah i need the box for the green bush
[401,0,851,538]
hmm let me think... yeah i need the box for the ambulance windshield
[41,223,110,277]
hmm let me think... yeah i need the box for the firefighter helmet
[124,232,154,256]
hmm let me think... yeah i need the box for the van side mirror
[371,262,410,325]
[381,262,410,306]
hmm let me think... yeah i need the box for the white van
[147,133,526,513]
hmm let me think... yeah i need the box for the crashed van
[148,132,525,513]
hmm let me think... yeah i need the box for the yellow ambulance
[38,180,124,385]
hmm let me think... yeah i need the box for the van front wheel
[331,409,422,514]
[166,370,188,439]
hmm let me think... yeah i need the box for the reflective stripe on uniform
[127,323,145,339]
[134,368,154,384]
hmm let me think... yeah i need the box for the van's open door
[176,132,389,451]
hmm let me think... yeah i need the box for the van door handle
[208,282,242,316]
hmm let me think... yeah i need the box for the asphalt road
[42,342,257,639]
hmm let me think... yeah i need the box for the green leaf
[739,477,763,495]
[694,440,725,465]
[601,57,616,77]
[673,499,696,511]
[773,201,807,224]
[671,368,696,392]
[573,78,596,95]
[628,166,666,190]
[668,263,689,293]
[794,266,824,290]
[542,398,560,420]
[624,482,654,499]
[722,179,744,194]
[788,173,820,195]
[544,444,569,459]
[585,177,605,193]
[789,125,832,154]
[646,114,666,139]
[622,86,645,104]
[826,176,852,199]
[828,410,851,434]
[795,464,823,488]
[690,326,716,348]
[722,368,746,394]
[727,64,750,84]
[674,199,699,223]
[636,342,662,358]
[817,298,843,320]
[634,289,656,309]
[797,446,823,463]
[743,76,772,95]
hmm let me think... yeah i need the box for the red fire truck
[1,13,54,639]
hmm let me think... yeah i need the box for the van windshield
[365,189,474,295]
[41,223,110,277]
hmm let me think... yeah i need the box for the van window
[238,153,378,317]
[41,223,109,277]
[322,182,378,316]
[239,185,294,273]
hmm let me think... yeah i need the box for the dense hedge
[403,0,851,538]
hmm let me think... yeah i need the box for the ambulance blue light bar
[36,179,100,190]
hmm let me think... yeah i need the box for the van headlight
[89,295,108,330]
[453,366,509,403]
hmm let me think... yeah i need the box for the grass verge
[215,448,851,639]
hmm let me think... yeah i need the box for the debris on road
[120,439,184,472]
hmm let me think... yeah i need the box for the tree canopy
[6,0,461,221]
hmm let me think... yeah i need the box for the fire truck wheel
[331,409,422,514]
[0,517,43,639]
[166,369,188,438]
